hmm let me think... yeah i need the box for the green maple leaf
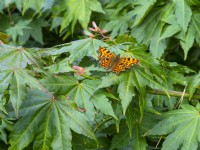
[46,38,107,63]
[18,18,48,45]
[177,15,195,60]
[132,0,157,26]
[44,58,74,74]
[179,12,200,59]
[104,15,129,38]
[18,0,54,14]
[110,122,130,150]
[160,1,194,60]
[40,75,79,95]
[0,118,13,144]
[64,79,101,121]
[0,43,42,68]
[188,71,200,99]
[191,12,200,46]
[110,119,147,150]
[159,3,181,40]
[125,105,159,149]
[118,71,138,114]
[8,89,96,150]
[0,67,44,117]
[125,102,148,146]
[148,104,200,150]
[132,124,147,150]
[97,67,167,115]
[174,0,192,35]
[41,76,97,120]
[132,8,167,58]
[6,20,31,42]
[60,0,104,32]
[97,46,167,114]
[41,75,116,121]
[91,92,117,119]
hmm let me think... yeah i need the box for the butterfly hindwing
[111,58,139,74]
[120,57,139,68]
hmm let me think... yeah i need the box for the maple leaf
[60,0,104,32]
[96,44,168,115]
[104,15,129,38]
[46,38,107,62]
[6,20,31,42]
[148,104,200,150]
[41,75,116,121]
[188,71,200,99]
[18,18,48,45]
[8,89,96,150]
[0,43,42,68]
[0,67,44,117]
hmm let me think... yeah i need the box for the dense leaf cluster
[0,0,200,150]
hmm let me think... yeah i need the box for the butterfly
[98,47,139,74]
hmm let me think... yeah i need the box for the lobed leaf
[191,12,200,46]
[6,20,31,42]
[104,15,129,38]
[132,0,157,26]
[92,92,117,119]
[46,38,107,63]
[0,44,42,68]
[117,71,136,114]
[110,123,130,150]
[132,8,167,58]
[174,0,192,35]
[9,89,96,150]
[40,75,78,95]
[132,124,147,150]
[188,71,200,99]
[67,79,101,121]
[0,68,44,117]
[60,0,104,32]
[18,18,48,45]
[9,72,27,118]
[125,102,136,137]
[148,104,200,150]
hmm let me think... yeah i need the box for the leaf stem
[93,117,113,133]
[81,74,98,80]
[146,89,200,99]
[6,6,14,25]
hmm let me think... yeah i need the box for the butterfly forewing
[99,47,116,69]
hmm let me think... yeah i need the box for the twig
[81,74,98,80]
[155,136,162,149]
[6,6,14,25]
[174,85,187,109]
[146,89,200,99]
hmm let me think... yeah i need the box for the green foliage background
[0,0,200,149]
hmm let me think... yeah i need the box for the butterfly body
[98,47,139,74]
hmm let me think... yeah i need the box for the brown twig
[146,89,200,99]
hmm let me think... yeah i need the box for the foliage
[0,0,200,150]
[148,104,200,150]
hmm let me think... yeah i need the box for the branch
[6,7,14,25]
[146,89,200,99]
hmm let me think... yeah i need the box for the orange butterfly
[98,47,139,74]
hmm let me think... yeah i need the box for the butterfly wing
[98,47,116,69]
[111,57,139,74]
